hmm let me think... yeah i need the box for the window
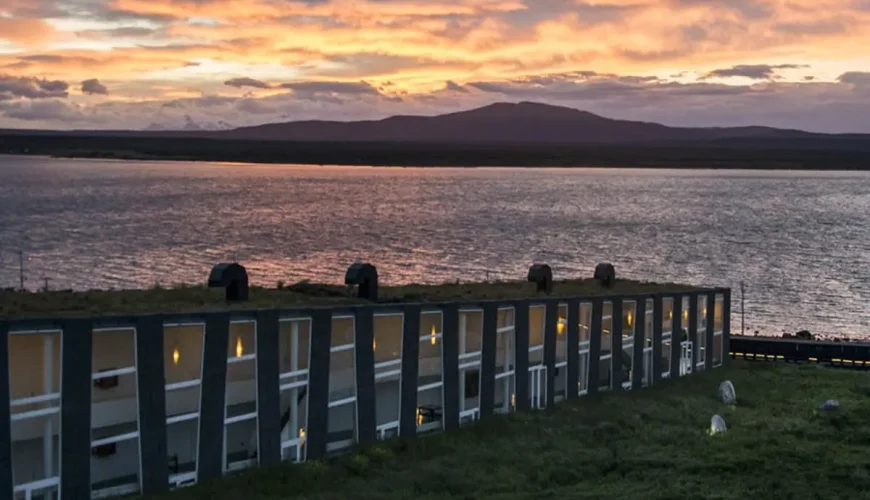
[679,297,692,377]
[164,323,205,489]
[327,316,356,453]
[642,299,654,387]
[661,298,674,379]
[578,303,591,396]
[555,303,568,402]
[9,330,62,500]
[417,312,444,433]
[697,295,708,370]
[278,318,311,462]
[90,327,141,499]
[458,310,483,424]
[527,305,546,409]
[713,294,724,367]
[621,300,635,390]
[373,314,403,440]
[224,321,258,473]
[495,307,516,413]
[599,302,613,391]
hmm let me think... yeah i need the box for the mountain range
[3,102,869,146]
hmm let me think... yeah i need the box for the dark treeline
[3,133,870,169]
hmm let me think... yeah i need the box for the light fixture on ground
[345,262,379,301]
[208,262,250,302]
[527,264,553,295]
[594,263,616,288]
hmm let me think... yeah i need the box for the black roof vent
[527,264,553,295]
[208,263,249,302]
[345,263,378,301]
[594,263,616,288]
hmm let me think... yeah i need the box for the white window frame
[163,322,205,490]
[417,311,444,433]
[662,298,674,379]
[278,318,312,463]
[713,294,725,368]
[458,309,483,425]
[495,306,516,414]
[554,304,569,403]
[8,328,63,500]
[696,297,708,370]
[373,313,404,440]
[326,315,358,453]
[223,320,259,473]
[90,326,142,499]
[578,303,592,396]
[599,302,615,391]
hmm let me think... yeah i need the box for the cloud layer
[0,0,869,131]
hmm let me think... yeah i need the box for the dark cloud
[704,64,808,80]
[445,80,469,93]
[1,99,80,121]
[0,75,69,100]
[838,72,870,86]
[773,19,846,35]
[75,27,159,39]
[671,0,773,19]
[279,81,382,95]
[225,77,271,89]
[81,79,108,95]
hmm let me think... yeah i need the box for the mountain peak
[448,101,606,120]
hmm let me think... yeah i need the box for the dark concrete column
[441,304,460,431]
[706,291,716,371]
[399,305,421,438]
[60,318,93,500]
[565,300,580,400]
[514,301,530,412]
[652,296,664,384]
[354,308,376,446]
[135,315,169,494]
[669,295,683,378]
[479,304,498,418]
[0,322,13,500]
[305,310,332,460]
[632,299,646,389]
[543,300,558,408]
[256,310,280,466]
[588,299,603,396]
[197,313,230,482]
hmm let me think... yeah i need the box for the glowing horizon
[1,0,870,132]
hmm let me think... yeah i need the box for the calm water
[1,155,869,338]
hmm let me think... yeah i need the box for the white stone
[710,414,727,435]
[718,380,737,405]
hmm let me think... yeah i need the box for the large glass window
[327,316,356,453]
[527,305,546,409]
[642,298,654,386]
[373,314,403,440]
[278,318,311,462]
[164,323,205,489]
[697,295,708,370]
[417,312,443,433]
[9,330,62,500]
[599,302,613,391]
[458,310,483,424]
[662,298,674,379]
[224,321,258,473]
[495,307,516,414]
[621,300,635,390]
[90,327,141,498]
[555,303,568,402]
[578,303,591,396]
[679,297,692,376]
[714,294,725,367]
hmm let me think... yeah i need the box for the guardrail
[729,335,870,368]
[1,288,730,499]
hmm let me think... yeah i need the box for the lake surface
[1,155,869,338]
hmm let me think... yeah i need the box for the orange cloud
[0,19,55,45]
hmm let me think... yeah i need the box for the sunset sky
[1,0,870,132]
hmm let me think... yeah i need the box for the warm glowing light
[510,393,516,408]
[668,310,673,320]
[703,308,708,317]
[430,324,437,345]
[172,346,180,365]
[416,408,423,426]
[299,428,306,443]
[236,336,243,358]
[557,317,566,335]
[683,310,689,320]
[373,338,377,351]
[627,311,633,327]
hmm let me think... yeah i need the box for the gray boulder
[820,399,840,411]
[718,380,737,405]
[710,414,727,435]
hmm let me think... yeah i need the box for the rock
[718,380,737,405]
[820,399,840,411]
[710,415,727,435]
[795,330,814,341]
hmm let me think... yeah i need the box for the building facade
[1,289,730,500]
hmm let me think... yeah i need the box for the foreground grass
[0,278,695,318]
[153,362,870,500]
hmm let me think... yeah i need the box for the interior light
[627,311,633,327]
[557,317,566,335]
[236,336,243,358]
[430,324,437,345]
[373,338,377,351]
[172,346,180,365]
[298,428,306,443]
[416,408,423,426]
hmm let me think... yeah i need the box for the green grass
[0,278,696,318]
[151,362,870,500]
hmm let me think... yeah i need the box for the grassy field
[150,361,870,500]
[0,278,696,318]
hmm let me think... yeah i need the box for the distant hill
[2,102,870,147]
[212,101,868,144]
